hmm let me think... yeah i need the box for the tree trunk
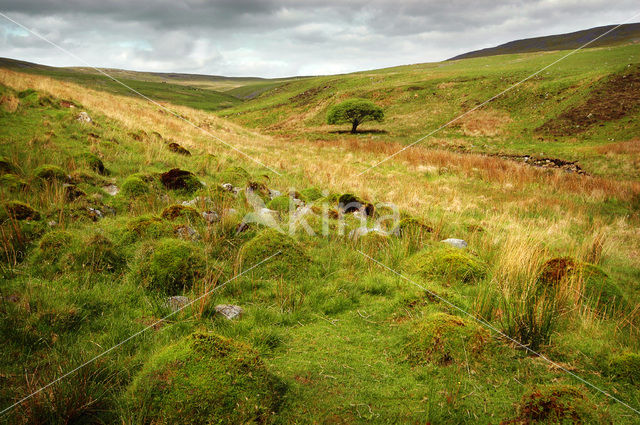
[350,120,359,133]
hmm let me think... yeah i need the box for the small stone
[269,189,282,199]
[181,196,211,207]
[441,238,468,249]
[348,226,370,240]
[221,183,234,192]
[202,210,219,223]
[47,220,57,227]
[76,111,92,123]
[87,207,103,221]
[165,295,190,312]
[175,225,199,241]
[103,184,119,196]
[215,304,243,320]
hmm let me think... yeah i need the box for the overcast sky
[0,1,638,78]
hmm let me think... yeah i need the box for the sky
[0,0,639,78]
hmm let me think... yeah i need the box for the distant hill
[449,23,640,60]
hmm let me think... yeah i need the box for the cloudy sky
[0,0,638,78]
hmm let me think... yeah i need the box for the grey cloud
[0,1,638,77]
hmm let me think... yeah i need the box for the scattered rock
[236,221,250,233]
[181,196,212,207]
[215,304,243,320]
[165,295,190,312]
[175,225,200,241]
[202,210,220,223]
[76,111,92,123]
[269,189,282,199]
[441,238,468,249]
[48,220,57,227]
[87,207,103,221]
[167,142,191,156]
[102,184,119,196]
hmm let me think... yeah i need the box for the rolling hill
[1,24,640,425]
[449,22,640,60]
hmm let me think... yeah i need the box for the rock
[102,184,119,196]
[441,238,468,249]
[165,295,190,312]
[221,183,240,195]
[215,304,243,320]
[175,225,199,241]
[76,111,92,123]
[269,189,282,199]
[87,207,103,221]
[181,196,211,207]
[202,210,219,223]
[348,226,370,240]
[235,221,250,233]
[47,220,57,227]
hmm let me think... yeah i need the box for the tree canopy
[326,98,384,133]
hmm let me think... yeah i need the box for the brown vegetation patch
[539,257,577,286]
[167,142,191,156]
[0,94,19,112]
[538,64,640,135]
[595,138,640,155]
[458,108,511,136]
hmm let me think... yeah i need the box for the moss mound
[405,246,486,283]
[0,156,18,175]
[608,352,640,384]
[580,263,626,312]
[123,215,172,241]
[129,331,284,425]
[338,193,374,215]
[538,257,578,286]
[405,312,491,366]
[34,164,66,181]
[392,217,434,237]
[121,175,148,197]
[267,195,292,213]
[238,229,310,279]
[299,187,323,202]
[160,204,201,221]
[512,384,601,424]
[78,153,106,174]
[64,184,86,201]
[77,234,125,273]
[218,166,250,186]
[3,201,40,221]
[0,174,27,192]
[160,168,202,192]
[131,238,206,295]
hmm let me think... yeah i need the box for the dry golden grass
[595,139,640,155]
[457,108,512,136]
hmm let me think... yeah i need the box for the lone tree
[327,98,384,133]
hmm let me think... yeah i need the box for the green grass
[1,42,640,424]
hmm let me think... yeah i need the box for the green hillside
[0,34,640,424]
[450,23,640,60]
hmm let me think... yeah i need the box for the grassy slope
[0,42,639,424]
[0,58,242,111]
[220,43,640,179]
[449,22,640,60]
